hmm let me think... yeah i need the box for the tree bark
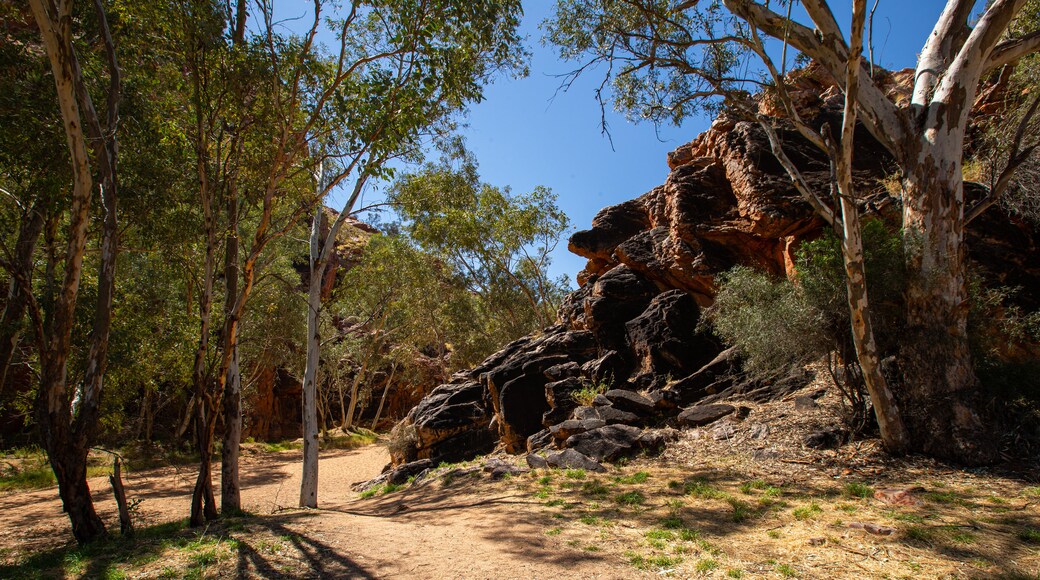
[28,0,120,545]
[220,181,242,514]
[900,163,996,464]
[300,204,323,509]
[371,363,397,430]
[835,0,910,454]
[51,448,106,544]
[190,397,219,526]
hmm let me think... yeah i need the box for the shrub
[707,220,906,434]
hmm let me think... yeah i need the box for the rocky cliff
[389,66,1040,467]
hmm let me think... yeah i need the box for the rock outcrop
[390,65,1040,466]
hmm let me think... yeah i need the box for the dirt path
[0,445,631,579]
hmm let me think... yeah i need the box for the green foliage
[389,150,572,362]
[709,220,906,379]
[545,0,750,128]
[708,221,906,432]
[571,380,610,406]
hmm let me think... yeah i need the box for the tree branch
[966,92,1040,224]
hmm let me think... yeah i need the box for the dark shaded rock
[550,419,606,441]
[580,350,631,386]
[544,362,582,382]
[604,389,656,416]
[637,428,680,454]
[573,405,641,425]
[804,426,847,449]
[677,404,736,427]
[592,394,612,407]
[527,429,552,453]
[569,199,651,262]
[565,424,644,462]
[543,376,585,425]
[526,453,549,469]
[545,448,607,472]
[664,346,740,405]
[483,328,601,453]
[426,428,498,465]
[392,380,494,465]
[356,459,433,491]
[646,389,681,411]
[626,290,719,388]
[584,265,660,350]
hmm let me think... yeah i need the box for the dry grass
[508,377,1040,579]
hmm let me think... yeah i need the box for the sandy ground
[0,445,632,579]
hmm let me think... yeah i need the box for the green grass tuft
[615,471,650,485]
[793,501,823,521]
[842,482,874,499]
[615,491,647,506]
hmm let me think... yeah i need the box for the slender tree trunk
[835,0,909,454]
[220,182,242,514]
[220,344,241,511]
[190,398,219,526]
[371,363,396,430]
[29,0,120,545]
[300,205,323,508]
[0,207,44,393]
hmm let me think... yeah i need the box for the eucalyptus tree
[4,0,122,544]
[548,0,1040,464]
[390,152,572,342]
[298,0,527,509]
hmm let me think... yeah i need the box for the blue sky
[311,1,970,285]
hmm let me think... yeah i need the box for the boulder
[550,419,607,441]
[542,377,585,426]
[391,380,495,465]
[355,459,432,491]
[664,346,741,405]
[483,458,528,479]
[584,265,660,350]
[527,429,552,453]
[544,361,582,382]
[569,199,651,262]
[545,448,607,472]
[580,350,630,386]
[573,405,641,426]
[604,389,657,416]
[526,453,549,469]
[676,403,736,427]
[565,424,645,462]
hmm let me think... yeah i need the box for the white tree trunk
[836,0,910,454]
[371,364,397,430]
[300,204,324,509]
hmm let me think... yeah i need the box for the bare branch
[966,92,1040,224]
[756,115,836,226]
[985,28,1040,72]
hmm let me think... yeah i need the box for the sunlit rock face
[390,65,1040,466]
